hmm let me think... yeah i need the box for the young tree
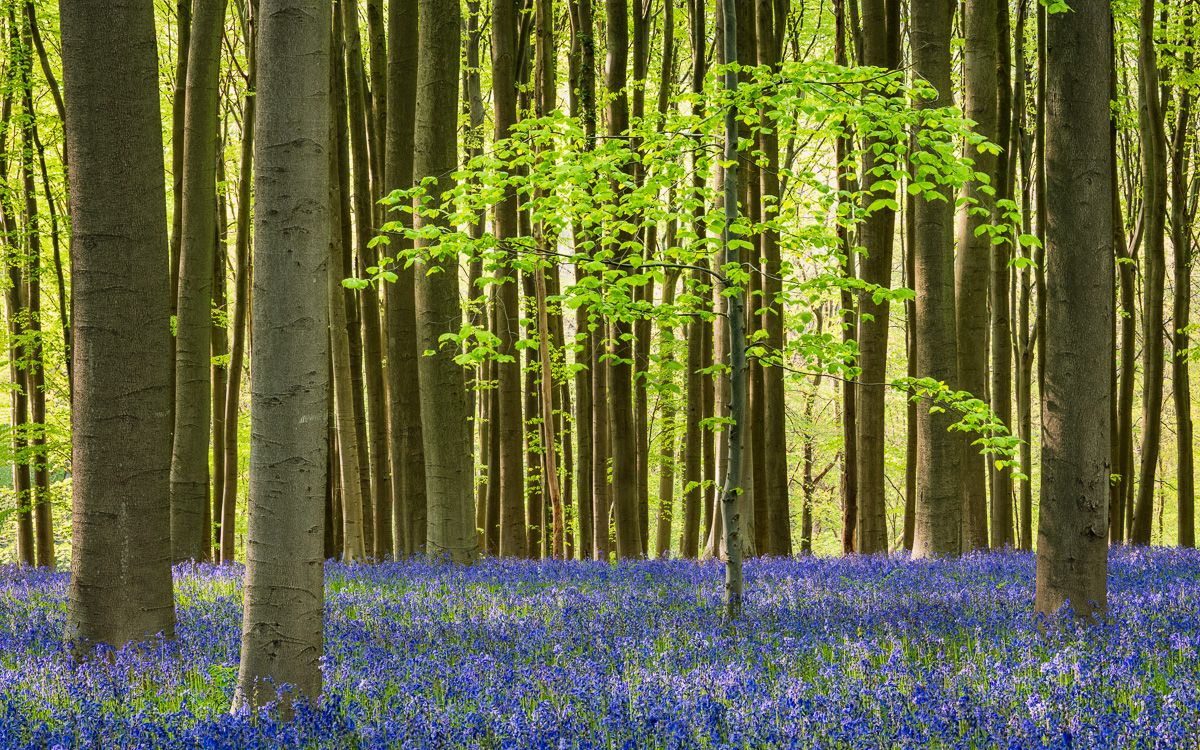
[1034,0,1111,621]
[414,0,479,563]
[61,0,176,656]
[171,0,228,563]
[234,0,329,709]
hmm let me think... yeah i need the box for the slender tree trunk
[903,168,917,552]
[680,0,706,559]
[1130,0,1168,546]
[384,0,426,556]
[210,139,229,562]
[17,13,51,568]
[221,6,255,563]
[234,0,329,708]
[169,0,191,449]
[955,0,997,551]
[171,0,227,563]
[756,0,788,558]
[493,0,527,559]
[719,0,744,617]
[328,67,367,563]
[655,270,681,557]
[989,0,1014,549]
[1034,0,1110,621]
[854,0,900,555]
[911,0,962,559]
[1171,12,1195,547]
[414,0,477,562]
[340,0,389,559]
[62,0,177,655]
[605,0,643,559]
[834,0,858,555]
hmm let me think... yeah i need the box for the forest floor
[0,548,1196,748]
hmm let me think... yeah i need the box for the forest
[0,0,1198,746]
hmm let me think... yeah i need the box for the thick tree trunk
[169,0,191,449]
[1130,0,1168,546]
[171,0,227,563]
[1035,0,1110,621]
[854,0,900,555]
[234,0,329,708]
[62,0,177,656]
[414,0,477,563]
[911,0,962,559]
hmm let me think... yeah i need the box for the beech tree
[61,0,176,656]
[234,0,329,709]
[1034,0,1112,620]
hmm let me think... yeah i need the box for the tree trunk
[1034,0,1110,621]
[655,270,681,557]
[911,0,962,559]
[854,0,900,555]
[171,0,227,563]
[719,0,744,618]
[169,0,191,450]
[414,0,477,563]
[340,0,390,559]
[834,0,858,555]
[605,0,643,559]
[989,0,1014,550]
[221,6,256,563]
[756,0,788,558]
[1171,16,1195,547]
[956,0,998,552]
[234,0,329,708]
[1130,0,1168,546]
[384,0,426,556]
[62,0,177,656]
[210,137,229,563]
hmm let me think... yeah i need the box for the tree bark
[234,0,329,708]
[854,0,900,555]
[221,6,256,563]
[955,0,997,551]
[605,0,643,559]
[414,0,478,563]
[340,0,390,559]
[1035,0,1111,621]
[1130,0,1168,546]
[384,0,426,556]
[63,0,177,656]
[171,0,227,563]
[911,0,962,559]
[1171,11,1195,547]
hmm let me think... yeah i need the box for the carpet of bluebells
[0,548,1198,749]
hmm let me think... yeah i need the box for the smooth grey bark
[1034,0,1111,622]
[61,0,176,656]
[414,0,478,563]
[719,0,744,619]
[910,0,962,559]
[233,0,329,710]
[171,0,228,563]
